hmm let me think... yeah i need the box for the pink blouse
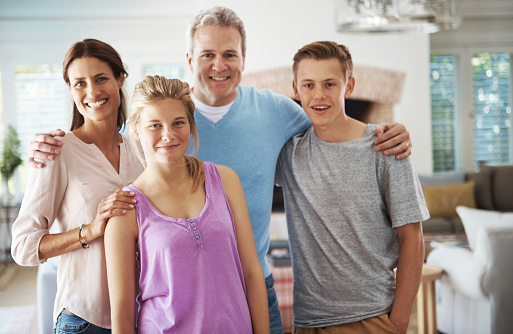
[11,132,144,329]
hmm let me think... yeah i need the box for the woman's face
[136,98,192,166]
[67,57,124,126]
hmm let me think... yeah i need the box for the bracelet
[79,224,89,249]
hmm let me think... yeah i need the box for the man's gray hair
[186,6,246,56]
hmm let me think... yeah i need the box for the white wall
[0,0,432,172]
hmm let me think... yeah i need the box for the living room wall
[1,0,432,173]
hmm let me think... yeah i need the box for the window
[0,72,4,141]
[142,64,185,80]
[14,64,69,193]
[430,52,513,172]
[430,55,458,173]
[472,53,512,167]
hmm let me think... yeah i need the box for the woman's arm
[389,222,424,334]
[38,189,136,260]
[217,165,270,334]
[104,208,139,334]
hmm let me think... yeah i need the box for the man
[28,7,412,334]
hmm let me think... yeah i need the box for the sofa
[427,206,513,334]
[418,164,513,234]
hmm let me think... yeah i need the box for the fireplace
[241,65,405,124]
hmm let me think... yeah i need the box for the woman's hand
[85,189,136,241]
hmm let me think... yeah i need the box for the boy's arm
[374,122,412,160]
[27,129,65,168]
[104,209,139,334]
[390,222,424,334]
[217,165,270,334]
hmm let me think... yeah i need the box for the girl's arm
[104,208,139,334]
[217,165,270,334]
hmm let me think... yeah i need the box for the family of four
[11,6,428,334]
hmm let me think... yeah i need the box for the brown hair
[292,41,353,82]
[63,39,128,131]
[129,75,204,191]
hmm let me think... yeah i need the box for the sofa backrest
[467,165,513,212]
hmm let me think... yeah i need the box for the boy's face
[293,58,354,129]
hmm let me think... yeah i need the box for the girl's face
[136,98,191,165]
[67,57,124,126]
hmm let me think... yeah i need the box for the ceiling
[1,0,512,20]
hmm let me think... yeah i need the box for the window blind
[14,65,68,192]
[472,53,512,167]
[430,55,458,173]
[142,64,185,80]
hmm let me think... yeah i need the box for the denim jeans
[54,312,111,334]
[266,273,284,334]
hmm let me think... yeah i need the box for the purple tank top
[124,161,252,334]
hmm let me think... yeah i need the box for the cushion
[422,181,476,218]
[418,171,465,185]
[491,165,513,211]
[457,206,513,250]
[467,165,494,210]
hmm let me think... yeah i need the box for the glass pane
[472,53,512,167]
[430,55,458,173]
[142,64,185,80]
[14,64,69,193]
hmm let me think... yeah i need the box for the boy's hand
[28,129,65,168]
[389,312,409,334]
[374,122,411,160]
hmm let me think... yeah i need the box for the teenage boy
[275,41,429,334]
[26,8,414,334]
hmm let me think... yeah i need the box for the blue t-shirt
[188,85,310,277]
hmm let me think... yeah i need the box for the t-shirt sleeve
[378,156,430,228]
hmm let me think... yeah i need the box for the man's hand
[28,129,65,168]
[374,122,412,160]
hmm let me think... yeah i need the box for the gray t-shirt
[276,124,429,328]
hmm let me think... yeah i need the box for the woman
[11,39,143,333]
[104,75,269,334]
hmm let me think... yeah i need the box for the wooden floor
[0,261,423,334]
[0,262,38,334]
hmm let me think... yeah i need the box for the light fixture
[335,0,462,34]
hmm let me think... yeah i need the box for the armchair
[427,207,513,334]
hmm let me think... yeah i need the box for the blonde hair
[129,75,204,190]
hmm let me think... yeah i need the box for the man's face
[187,24,246,107]
[293,58,354,131]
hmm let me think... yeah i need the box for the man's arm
[374,122,411,159]
[27,129,65,168]
[389,222,424,334]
